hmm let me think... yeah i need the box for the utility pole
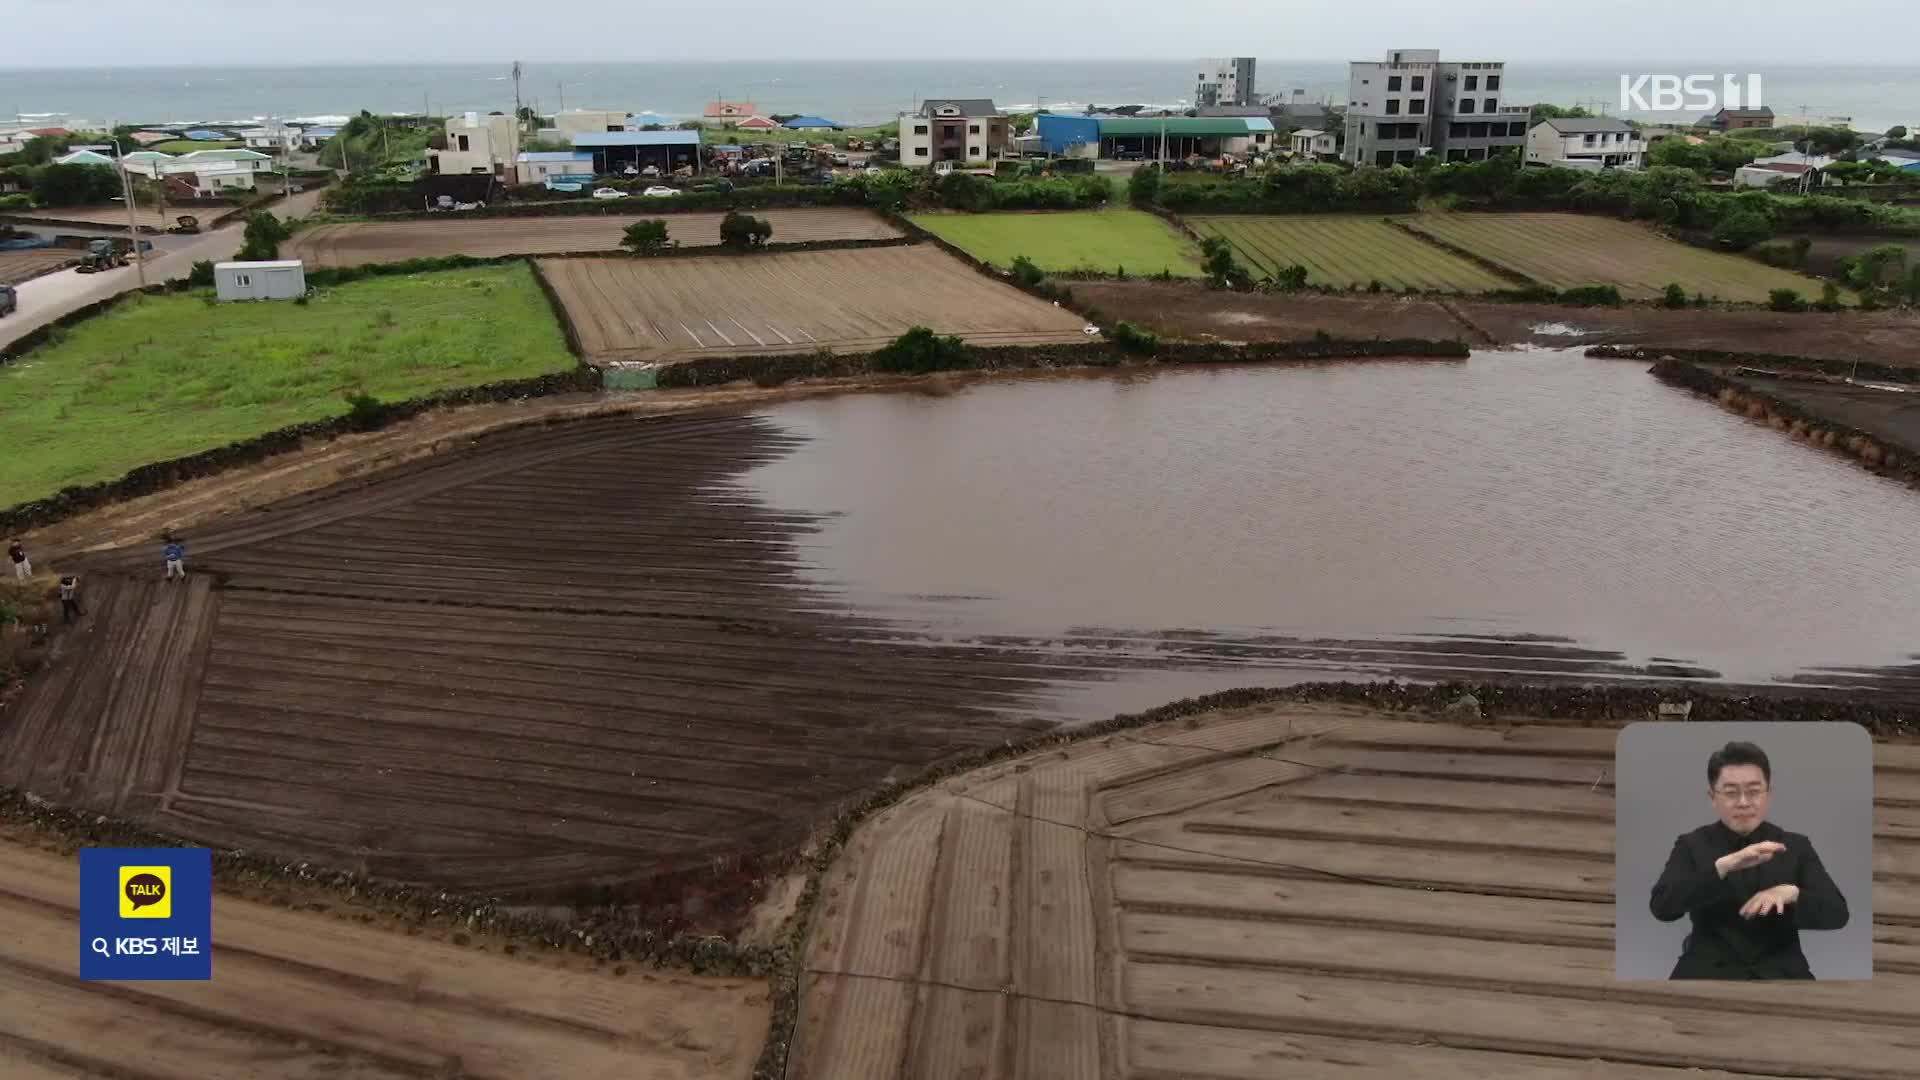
[557,82,565,115]
[512,61,524,131]
[113,134,146,287]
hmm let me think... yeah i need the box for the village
[3,39,1920,1080]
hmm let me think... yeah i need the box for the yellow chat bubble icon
[119,865,171,919]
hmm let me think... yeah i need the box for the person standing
[7,539,28,580]
[1649,740,1849,979]
[163,536,187,581]
[57,575,83,624]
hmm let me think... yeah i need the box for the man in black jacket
[1649,740,1849,979]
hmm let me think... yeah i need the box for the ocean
[2,60,1911,133]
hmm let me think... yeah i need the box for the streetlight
[113,132,146,288]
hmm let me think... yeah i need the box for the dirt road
[791,702,1920,1079]
[0,838,766,1079]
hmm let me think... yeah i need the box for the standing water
[737,350,1920,709]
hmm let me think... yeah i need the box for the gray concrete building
[1343,49,1527,166]
[1196,58,1258,108]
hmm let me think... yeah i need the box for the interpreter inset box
[1614,721,1872,981]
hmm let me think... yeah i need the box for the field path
[790,703,1920,1079]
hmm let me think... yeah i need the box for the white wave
[1530,322,1591,337]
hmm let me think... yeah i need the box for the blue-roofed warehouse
[783,116,844,130]
[1035,113,1277,160]
[570,129,703,175]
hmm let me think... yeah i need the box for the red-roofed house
[26,127,71,138]
[702,100,758,125]
[735,115,781,130]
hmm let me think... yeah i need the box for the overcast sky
[8,0,1917,65]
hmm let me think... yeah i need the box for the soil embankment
[788,699,1920,1080]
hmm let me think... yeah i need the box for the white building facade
[897,99,1011,168]
[1526,118,1645,169]
[432,112,521,177]
[1291,129,1338,158]
[1196,58,1257,108]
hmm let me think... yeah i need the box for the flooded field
[741,348,1920,710]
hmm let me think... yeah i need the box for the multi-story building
[431,112,520,178]
[896,99,1011,168]
[1196,58,1257,109]
[1526,117,1645,169]
[1343,49,1527,166]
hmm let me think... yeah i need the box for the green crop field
[145,139,246,154]
[0,263,574,505]
[1188,215,1512,292]
[910,208,1204,277]
[1400,212,1829,303]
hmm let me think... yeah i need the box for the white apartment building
[1345,49,1528,165]
[432,112,520,178]
[897,99,1011,168]
[1196,58,1257,109]
[1526,117,1645,169]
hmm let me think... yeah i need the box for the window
[1510,122,1527,136]
[1459,98,1475,114]
[1411,76,1425,91]
[1464,75,1478,91]
[1388,76,1403,91]
[1471,122,1489,138]
[1385,99,1401,115]
[1375,150,1394,166]
[1484,99,1497,113]
[969,124,980,134]
[913,124,928,134]
[1488,75,1501,91]
[913,147,928,156]
[457,135,470,151]
[1584,133,1596,145]
[1410,99,1425,115]
[1447,148,1466,161]
[1450,122,1468,138]
[969,146,983,156]
[235,273,251,287]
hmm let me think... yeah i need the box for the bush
[1662,283,1688,308]
[1710,209,1773,250]
[1814,281,1844,312]
[1693,291,1708,307]
[1768,288,1807,312]
[718,211,772,250]
[1792,236,1813,265]
[1009,255,1044,287]
[0,193,30,210]
[1198,235,1251,289]
[237,211,290,261]
[1367,279,1383,293]
[187,260,216,287]
[1559,284,1624,307]
[871,325,973,373]
[621,219,670,253]
[1269,264,1309,291]
[343,391,389,431]
[1109,321,1158,355]
[1127,165,1164,206]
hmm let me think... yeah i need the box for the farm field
[540,245,1094,362]
[3,204,188,230]
[0,262,573,504]
[0,247,76,285]
[910,207,1204,277]
[0,840,766,1080]
[1401,212,1827,302]
[8,412,1075,899]
[286,208,903,267]
[1188,214,1512,292]
[791,702,1920,1079]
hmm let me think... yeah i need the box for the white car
[591,187,629,200]
[642,186,680,198]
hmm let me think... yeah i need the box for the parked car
[642,186,680,198]
[0,284,16,318]
[933,160,957,175]
[592,187,630,200]
[830,152,850,166]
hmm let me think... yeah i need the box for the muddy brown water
[738,348,1920,716]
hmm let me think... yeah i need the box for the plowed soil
[0,839,766,1079]
[540,245,1096,362]
[791,702,1920,1079]
[285,208,903,267]
[0,249,76,285]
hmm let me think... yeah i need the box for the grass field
[1400,212,1828,303]
[0,263,573,503]
[910,208,1204,277]
[1188,215,1512,292]
[145,139,246,153]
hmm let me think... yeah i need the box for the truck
[75,238,129,274]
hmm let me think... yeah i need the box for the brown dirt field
[1073,279,1920,366]
[791,702,1920,1079]
[0,838,766,1079]
[285,208,903,267]
[0,249,77,285]
[6,205,185,230]
[541,246,1096,362]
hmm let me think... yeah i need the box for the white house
[52,149,118,167]
[432,112,520,178]
[516,151,596,186]
[1526,117,1645,169]
[240,124,300,153]
[897,99,1011,168]
[215,260,306,301]
[1291,128,1337,159]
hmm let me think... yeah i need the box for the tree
[1824,161,1869,186]
[1198,235,1251,289]
[1710,209,1772,250]
[1889,126,1909,139]
[621,219,670,253]
[237,211,291,260]
[1127,164,1163,206]
[29,163,120,207]
[1704,137,1759,173]
[1531,104,1592,120]
[1648,139,1713,173]
[718,211,772,250]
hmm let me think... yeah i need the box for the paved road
[0,186,329,351]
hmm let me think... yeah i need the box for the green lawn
[910,208,1204,277]
[1188,215,1511,292]
[0,263,574,504]
[146,139,245,153]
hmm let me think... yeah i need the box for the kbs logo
[119,865,171,918]
[1619,74,1764,114]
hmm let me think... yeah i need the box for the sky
[9,0,1919,65]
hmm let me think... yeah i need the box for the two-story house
[431,112,520,178]
[1527,117,1645,169]
[896,99,1011,168]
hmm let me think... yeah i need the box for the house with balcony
[1344,50,1527,165]
[1527,117,1645,169]
[897,99,1011,168]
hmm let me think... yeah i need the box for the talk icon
[119,866,172,919]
